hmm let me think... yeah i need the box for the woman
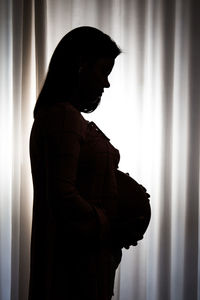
[29,26,145,300]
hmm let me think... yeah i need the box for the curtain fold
[0,1,13,299]
[0,0,200,299]
[11,1,35,299]
[183,1,200,299]
[34,0,47,94]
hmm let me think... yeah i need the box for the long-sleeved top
[28,101,122,300]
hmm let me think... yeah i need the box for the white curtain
[1,0,200,299]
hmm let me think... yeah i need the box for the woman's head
[34,26,121,117]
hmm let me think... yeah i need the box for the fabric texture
[29,101,122,300]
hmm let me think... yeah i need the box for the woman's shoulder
[48,101,82,119]
[36,102,88,137]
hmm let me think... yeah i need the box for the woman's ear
[78,56,88,72]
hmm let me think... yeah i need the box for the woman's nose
[104,77,110,88]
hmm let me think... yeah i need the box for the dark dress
[28,102,122,300]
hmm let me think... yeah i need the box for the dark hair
[34,26,121,117]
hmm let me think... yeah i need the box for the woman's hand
[110,216,145,249]
[139,184,150,199]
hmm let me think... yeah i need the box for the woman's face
[78,57,115,104]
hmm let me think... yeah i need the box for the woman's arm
[44,103,109,245]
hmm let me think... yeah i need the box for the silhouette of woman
[28,26,150,300]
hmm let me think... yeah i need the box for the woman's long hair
[33,26,121,118]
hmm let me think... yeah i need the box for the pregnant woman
[28,26,150,300]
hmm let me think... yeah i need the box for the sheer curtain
[0,0,200,299]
